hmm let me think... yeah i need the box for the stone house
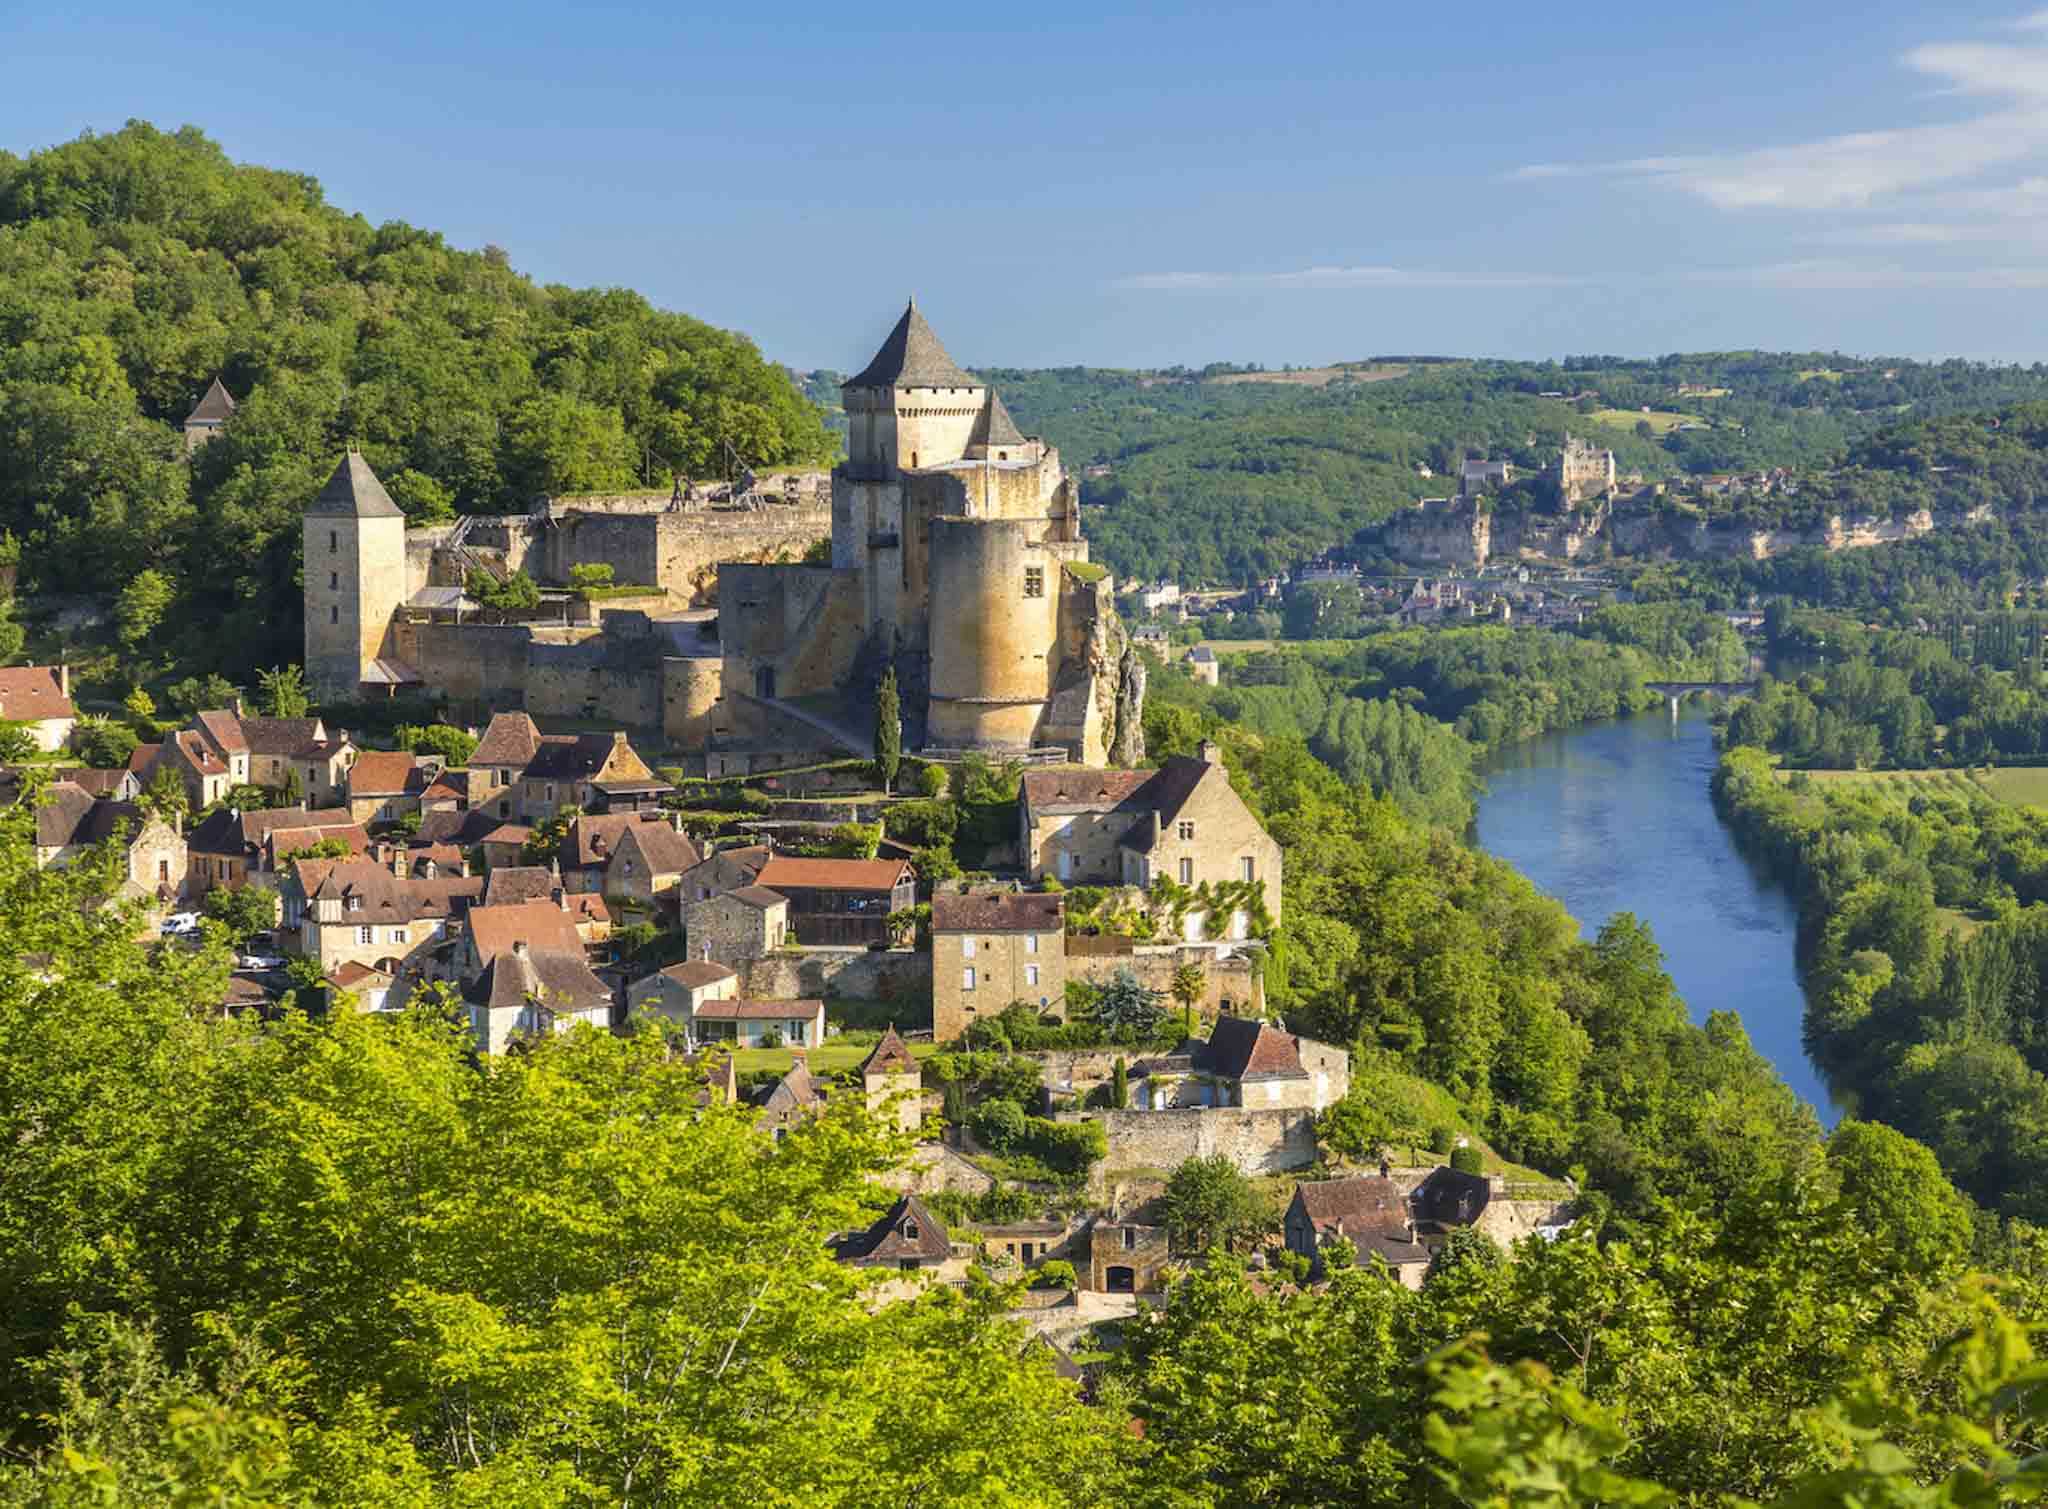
[1140,1017,1347,1112]
[517,732,655,822]
[970,1220,1079,1272]
[457,898,587,979]
[419,769,468,813]
[678,843,772,905]
[758,1056,830,1136]
[685,885,790,966]
[862,1026,923,1133]
[624,958,738,1030]
[346,750,429,826]
[464,938,615,1055]
[185,711,335,796]
[469,711,545,820]
[182,376,235,453]
[556,812,699,905]
[186,805,363,894]
[1017,741,1281,934]
[151,728,234,810]
[326,959,396,1012]
[62,768,140,801]
[1283,1176,1431,1287]
[34,783,187,904]
[1183,645,1220,686]
[751,856,915,947]
[835,1194,952,1274]
[931,888,1066,1043]
[0,664,76,753]
[478,823,533,870]
[690,996,825,1050]
[282,856,482,978]
[289,733,358,811]
[1087,1221,1170,1294]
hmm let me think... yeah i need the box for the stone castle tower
[721,300,1143,762]
[304,451,409,700]
[1549,433,1617,506]
[861,1025,923,1133]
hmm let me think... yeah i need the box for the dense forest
[0,122,836,678]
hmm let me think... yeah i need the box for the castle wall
[927,518,1062,749]
[719,564,866,703]
[663,656,722,746]
[1077,1105,1321,1177]
[524,634,663,729]
[392,621,535,707]
[545,506,831,605]
[737,947,931,1006]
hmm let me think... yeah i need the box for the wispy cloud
[1115,265,1580,292]
[1691,258,2048,290]
[1514,25,2048,212]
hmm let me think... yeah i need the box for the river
[1472,704,1835,1120]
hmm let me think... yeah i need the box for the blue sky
[12,1,2048,369]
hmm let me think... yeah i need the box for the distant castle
[302,301,1145,767]
[1548,433,1616,505]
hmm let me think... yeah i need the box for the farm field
[1584,407,1708,435]
[1205,362,1412,388]
[1972,767,2048,807]
[1772,766,2048,810]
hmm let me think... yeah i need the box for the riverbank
[1473,705,1833,1118]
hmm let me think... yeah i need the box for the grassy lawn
[1584,407,1707,435]
[1936,906,1987,941]
[1972,767,2048,808]
[1773,766,2048,812]
[732,1040,940,1075]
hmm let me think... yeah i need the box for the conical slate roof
[185,376,236,424]
[968,389,1026,449]
[845,300,979,390]
[307,452,405,518]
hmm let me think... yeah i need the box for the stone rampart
[1075,1105,1319,1177]
[547,505,832,606]
[738,948,932,1009]
[393,621,535,706]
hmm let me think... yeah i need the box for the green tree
[201,884,279,947]
[1161,1154,1262,1252]
[139,767,188,828]
[1827,1119,1974,1275]
[875,666,901,794]
[0,720,36,762]
[72,716,138,770]
[254,664,309,718]
[394,723,477,766]
[1112,1056,1130,1110]
[115,568,174,650]
[121,686,154,725]
[568,562,615,591]
[1170,960,1206,1034]
[1083,967,1166,1040]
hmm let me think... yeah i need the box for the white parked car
[159,912,202,935]
[238,953,287,971]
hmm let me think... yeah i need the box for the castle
[303,301,1144,766]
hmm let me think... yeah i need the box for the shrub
[970,1097,1028,1151]
[0,720,38,762]
[1429,1126,1455,1156]
[917,764,950,799]
[1449,1144,1485,1174]
[73,716,138,770]
[568,563,615,590]
[1033,1260,1077,1290]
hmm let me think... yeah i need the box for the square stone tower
[304,451,408,701]
[861,1025,923,1133]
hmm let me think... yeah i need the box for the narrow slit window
[1024,566,1045,599]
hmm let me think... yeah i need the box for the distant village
[5,304,1576,1338]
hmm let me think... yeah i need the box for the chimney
[512,938,529,958]
[422,858,438,879]
[459,856,471,878]
[1197,738,1222,766]
[390,844,405,878]
[552,886,566,910]
[57,663,69,699]
[671,812,685,835]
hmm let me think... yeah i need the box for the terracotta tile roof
[328,960,392,989]
[693,997,824,1021]
[194,709,248,757]
[66,768,135,799]
[191,805,356,857]
[470,712,543,769]
[611,817,698,875]
[481,824,533,845]
[1198,1017,1307,1081]
[862,1026,918,1076]
[484,866,556,906]
[406,843,465,875]
[846,301,978,390]
[169,730,228,776]
[0,666,74,723]
[657,960,738,989]
[421,769,468,803]
[1293,1176,1407,1233]
[931,890,1062,933]
[561,891,610,925]
[264,823,370,863]
[417,809,504,847]
[1019,767,1154,815]
[466,901,582,965]
[836,1194,951,1266]
[726,885,787,910]
[348,750,420,797]
[127,743,161,776]
[754,857,912,892]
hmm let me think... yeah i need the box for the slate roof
[524,733,638,782]
[470,712,544,768]
[693,997,824,1021]
[1198,1016,1308,1082]
[466,900,583,965]
[348,750,420,797]
[416,809,505,847]
[1018,757,1217,824]
[657,960,738,990]
[836,1194,951,1267]
[862,1026,918,1077]
[931,890,1062,934]
[467,946,613,1017]
[35,782,101,848]
[967,388,1026,449]
[0,666,75,723]
[754,857,912,892]
[306,452,404,518]
[185,377,236,424]
[726,884,787,911]
[1187,646,1218,663]
[565,813,698,872]
[845,301,979,390]
[240,717,323,756]
[1411,1166,1492,1229]
[760,1059,827,1119]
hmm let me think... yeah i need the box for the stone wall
[547,505,832,606]
[392,621,535,707]
[1078,1104,1320,1177]
[1066,940,1266,1016]
[718,563,867,704]
[738,946,931,1009]
[662,656,722,746]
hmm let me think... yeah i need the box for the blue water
[1473,705,1834,1120]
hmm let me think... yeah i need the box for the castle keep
[719,302,1143,762]
[303,301,1144,767]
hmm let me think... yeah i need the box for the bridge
[1645,680,1759,718]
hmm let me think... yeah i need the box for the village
[1,305,1576,1367]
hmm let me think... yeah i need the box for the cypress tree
[876,666,901,794]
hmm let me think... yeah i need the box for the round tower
[926,517,1059,750]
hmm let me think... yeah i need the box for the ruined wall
[1067,945,1265,1015]
[1079,1105,1320,1176]
[737,947,931,1008]
[546,505,832,604]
